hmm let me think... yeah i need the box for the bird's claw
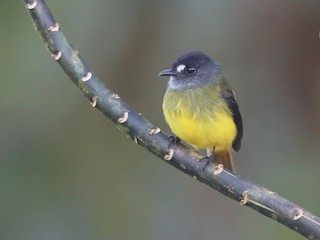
[167,135,180,147]
[200,154,214,171]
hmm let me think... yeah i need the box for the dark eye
[185,66,196,75]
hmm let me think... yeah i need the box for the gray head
[158,51,222,90]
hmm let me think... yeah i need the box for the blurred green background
[1,0,320,239]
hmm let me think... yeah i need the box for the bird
[158,51,243,172]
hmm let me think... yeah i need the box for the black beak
[158,68,175,77]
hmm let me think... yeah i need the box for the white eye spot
[176,64,186,73]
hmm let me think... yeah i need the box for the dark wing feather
[222,89,243,152]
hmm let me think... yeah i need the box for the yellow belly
[163,88,237,152]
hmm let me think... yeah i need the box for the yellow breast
[163,85,237,152]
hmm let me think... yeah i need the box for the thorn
[90,96,97,107]
[26,0,37,9]
[52,51,62,61]
[164,148,174,161]
[48,23,60,32]
[118,112,128,123]
[82,72,92,82]
[112,93,120,99]
[148,127,161,135]
[213,164,224,175]
[240,190,249,205]
[293,209,303,221]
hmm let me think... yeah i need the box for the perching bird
[159,51,243,172]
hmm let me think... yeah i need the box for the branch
[24,1,320,239]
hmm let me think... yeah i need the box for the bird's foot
[200,153,214,171]
[167,135,180,147]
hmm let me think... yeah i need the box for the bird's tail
[215,149,236,173]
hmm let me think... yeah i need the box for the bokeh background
[1,1,320,239]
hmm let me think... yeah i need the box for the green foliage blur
[1,0,320,239]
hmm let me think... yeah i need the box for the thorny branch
[24,0,320,239]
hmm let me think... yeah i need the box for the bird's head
[158,51,222,90]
